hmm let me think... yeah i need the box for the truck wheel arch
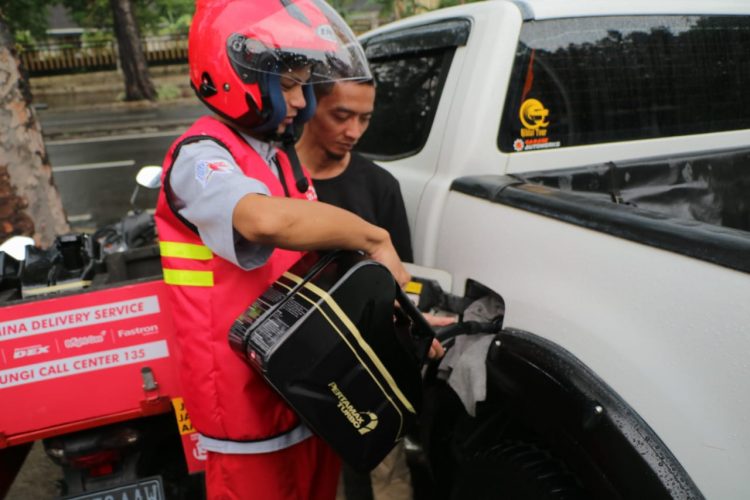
[423,327,703,499]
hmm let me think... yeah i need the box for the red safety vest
[155,116,315,443]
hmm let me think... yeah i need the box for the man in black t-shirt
[296,79,414,500]
[309,152,413,261]
[296,79,412,262]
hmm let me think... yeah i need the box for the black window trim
[362,17,471,60]
[450,173,750,274]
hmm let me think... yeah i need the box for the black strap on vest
[272,155,291,198]
[280,128,310,194]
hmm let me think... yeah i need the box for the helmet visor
[226,0,371,85]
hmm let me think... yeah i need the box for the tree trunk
[110,0,156,101]
[0,13,69,247]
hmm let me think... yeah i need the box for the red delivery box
[0,280,184,447]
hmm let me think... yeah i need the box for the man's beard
[325,149,347,162]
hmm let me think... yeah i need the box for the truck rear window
[499,16,750,152]
[357,48,455,159]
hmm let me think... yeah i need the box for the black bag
[229,250,434,472]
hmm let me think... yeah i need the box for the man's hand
[427,338,445,360]
[424,313,453,360]
[423,312,456,328]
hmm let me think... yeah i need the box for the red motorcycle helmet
[189,0,370,135]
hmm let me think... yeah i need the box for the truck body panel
[437,179,749,497]
[359,1,750,497]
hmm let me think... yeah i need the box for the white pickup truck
[357,1,750,498]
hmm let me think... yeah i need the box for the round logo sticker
[519,98,550,130]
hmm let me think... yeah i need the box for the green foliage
[151,0,193,26]
[439,0,482,8]
[13,30,37,46]
[327,0,357,15]
[138,0,195,34]
[172,13,191,32]
[368,0,433,21]
[62,0,194,35]
[61,0,111,28]
[155,12,191,35]
[367,0,482,20]
[0,0,193,40]
[156,82,181,100]
[81,29,113,46]
[0,0,55,38]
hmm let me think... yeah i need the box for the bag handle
[394,286,436,363]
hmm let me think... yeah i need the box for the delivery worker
[153,1,408,498]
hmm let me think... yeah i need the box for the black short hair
[313,77,374,100]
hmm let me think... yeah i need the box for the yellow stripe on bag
[163,268,214,287]
[283,271,416,415]
[275,280,406,437]
[160,241,213,260]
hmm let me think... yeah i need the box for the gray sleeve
[169,140,274,270]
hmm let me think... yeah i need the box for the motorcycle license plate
[61,476,164,500]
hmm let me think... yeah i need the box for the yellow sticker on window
[516,98,560,151]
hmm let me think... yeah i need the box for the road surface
[47,131,177,229]
[40,103,204,230]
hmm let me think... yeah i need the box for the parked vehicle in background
[358,1,750,498]
[0,168,204,499]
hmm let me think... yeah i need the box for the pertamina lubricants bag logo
[328,382,378,435]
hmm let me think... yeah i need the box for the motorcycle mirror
[0,236,35,261]
[136,166,162,189]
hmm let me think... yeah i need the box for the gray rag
[437,295,504,417]
[439,334,495,416]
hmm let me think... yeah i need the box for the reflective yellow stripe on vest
[160,241,214,287]
[163,268,214,287]
[160,241,213,260]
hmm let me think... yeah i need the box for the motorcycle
[0,166,161,301]
[93,165,161,256]
[0,166,204,500]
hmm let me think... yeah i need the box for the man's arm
[232,194,410,286]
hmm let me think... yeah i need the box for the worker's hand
[424,314,452,360]
[369,242,410,287]
[423,312,456,328]
[427,338,445,360]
